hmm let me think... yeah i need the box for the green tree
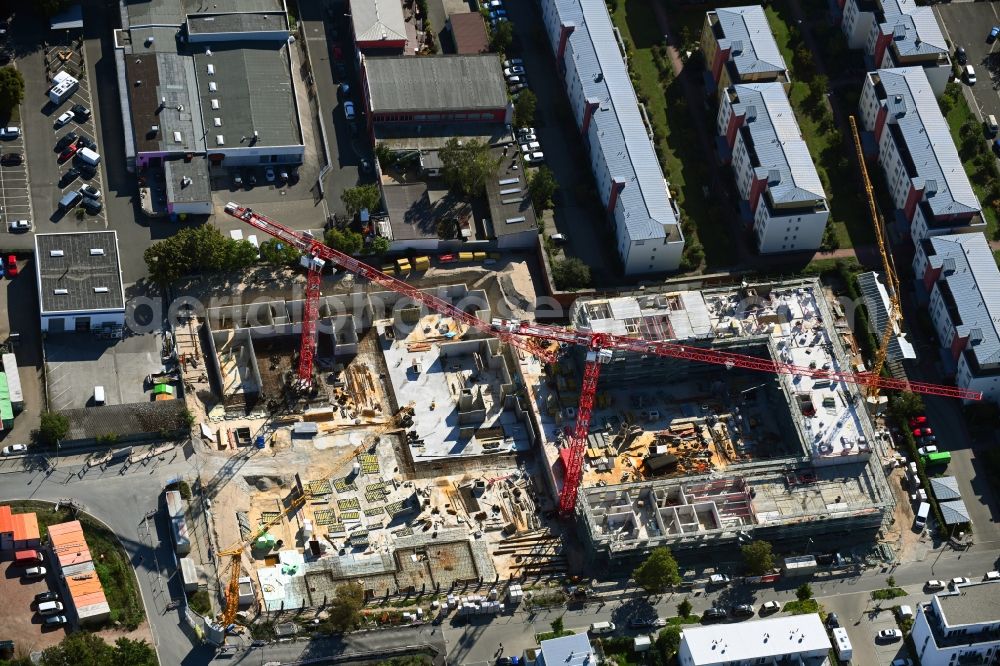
[796,583,813,602]
[259,239,300,266]
[656,625,682,661]
[375,143,397,169]
[183,225,230,272]
[325,227,364,255]
[369,236,391,255]
[143,237,188,286]
[0,67,24,114]
[514,89,537,127]
[221,239,260,271]
[438,137,499,197]
[326,582,365,633]
[551,615,565,634]
[341,184,382,216]
[633,546,680,594]
[35,411,69,446]
[551,257,591,290]
[677,597,693,618]
[110,638,157,666]
[741,540,775,576]
[889,392,925,420]
[528,166,558,211]
[41,632,113,666]
[490,20,514,53]
[807,75,829,108]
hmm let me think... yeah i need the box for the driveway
[935,3,1000,123]
[0,258,44,444]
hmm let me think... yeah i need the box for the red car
[913,427,933,437]
[438,254,457,263]
[6,255,16,277]
[332,45,343,61]
[909,416,928,427]
[58,143,79,163]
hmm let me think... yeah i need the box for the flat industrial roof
[936,581,1000,626]
[165,156,212,204]
[193,42,302,148]
[34,232,125,315]
[187,12,288,35]
[681,613,830,663]
[125,50,207,155]
[449,13,489,54]
[364,55,508,113]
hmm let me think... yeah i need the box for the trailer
[1,353,23,412]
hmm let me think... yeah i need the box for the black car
[334,62,347,80]
[82,198,102,214]
[629,617,667,629]
[731,604,755,618]
[78,163,97,179]
[71,104,91,121]
[1,152,22,166]
[956,47,967,65]
[76,135,97,151]
[60,167,80,185]
[55,132,78,151]
[34,590,59,604]
[703,607,727,622]
[826,612,840,628]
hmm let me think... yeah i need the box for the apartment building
[859,68,985,246]
[703,6,790,94]
[913,233,1000,403]
[540,0,685,274]
[679,614,831,665]
[717,83,828,253]
[911,580,1000,665]
[841,0,950,95]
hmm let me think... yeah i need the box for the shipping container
[458,252,474,262]
[473,252,487,261]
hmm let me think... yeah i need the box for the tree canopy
[889,392,925,420]
[324,228,364,255]
[0,67,24,115]
[438,138,498,197]
[529,166,558,211]
[514,89,537,128]
[325,582,365,633]
[259,238,300,266]
[490,21,514,53]
[341,184,382,216]
[633,546,680,593]
[551,257,591,290]
[143,225,257,286]
[741,540,775,576]
[35,411,69,446]
[40,633,156,666]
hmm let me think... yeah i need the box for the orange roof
[11,512,39,542]
[65,570,107,608]
[49,520,91,567]
[0,505,12,534]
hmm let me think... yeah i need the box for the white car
[877,628,902,642]
[264,167,275,183]
[55,111,74,127]
[925,579,946,590]
[504,66,526,77]
[760,600,781,614]
[503,58,524,68]
[917,445,938,455]
[518,132,537,142]
[79,184,101,200]
[344,101,356,120]
[506,75,526,86]
[951,577,971,588]
[487,0,503,8]
[985,571,1000,581]
[520,141,541,153]
[525,151,545,164]
[0,126,20,139]
[24,566,46,579]
[2,444,27,455]
[8,219,30,232]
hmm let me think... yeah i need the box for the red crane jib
[224,202,981,516]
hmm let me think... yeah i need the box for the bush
[551,257,591,290]
[188,589,212,615]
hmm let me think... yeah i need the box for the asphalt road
[215,626,446,665]
[936,3,1000,123]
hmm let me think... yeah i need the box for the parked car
[339,82,350,97]
[951,577,971,588]
[1,152,22,166]
[35,591,60,604]
[360,158,372,174]
[0,126,20,139]
[825,612,840,628]
[760,600,781,614]
[985,571,1000,581]
[731,604,755,618]
[525,151,545,164]
[877,629,902,642]
[956,46,967,65]
[5,255,16,277]
[82,198,102,215]
[487,0,504,8]
[489,10,508,19]
[2,444,27,455]
[965,64,977,85]
[72,104,91,121]
[917,445,938,456]
[504,66,526,77]
[509,83,527,94]
[518,132,537,142]
[77,162,97,179]
[925,579,946,590]
[503,58,524,68]
[908,416,927,427]
[551,233,568,245]
[76,135,97,151]
[702,607,727,622]
[24,566,46,579]
[55,111,74,128]
[60,167,80,186]
[43,615,67,627]
[55,132,78,151]
[8,219,30,232]
[79,184,101,200]
[628,617,667,629]
[58,144,79,163]
[506,75,526,86]
[520,141,541,153]
[913,427,933,437]
[334,62,347,80]
[344,101,356,120]
[989,26,1000,43]
[264,167,276,183]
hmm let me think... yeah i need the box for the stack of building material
[165,489,190,555]
[48,521,110,624]
[1,354,22,412]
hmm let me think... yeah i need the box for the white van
[589,621,616,635]
[37,601,63,616]
[989,115,999,136]
[77,147,100,166]
[965,65,977,85]
[94,385,105,405]
[915,502,930,529]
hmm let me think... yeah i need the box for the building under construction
[522,277,896,563]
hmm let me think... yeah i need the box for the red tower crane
[224,202,982,517]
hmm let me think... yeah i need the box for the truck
[922,451,951,467]
[832,627,853,662]
[48,71,79,105]
[76,147,100,166]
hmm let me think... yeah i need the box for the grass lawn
[942,86,1000,239]
[784,598,822,615]
[872,587,907,601]
[611,0,738,268]
[4,501,146,630]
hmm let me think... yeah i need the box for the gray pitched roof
[875,68,981,218]
[925,233,1000,371]
[857,271,916,361]
[732,83,825,204]
[545,0,680,242]
[878,0,948,59]
[349,0,407,43]
[715,6,788,77]
[364,55,509,113]
[929,476,961,501]
[939,498,971,525]
[34,232,125,315]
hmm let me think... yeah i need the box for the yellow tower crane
[848,115,904,403]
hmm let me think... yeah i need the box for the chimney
[731,39,743,55]
[459,388,474,411]
[746,104,757,122]
[768,169,781,185]
[924,179,937,197]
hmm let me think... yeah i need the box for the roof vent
[768,169,781,185]
[53,289,69,295]
[731,39,743,55]
[150,125,159,135]
[746,104,757,122]
[49,250,64,257]
[214,117,222,126]
[211,99,220,109]
[181,176,192,188]
[205,47,213,56]
[173,131,182,143]
[207,64,215,75]
[208,82,217,92]
[175,104,184,112]
[594,71,603,83]
[89,248,105,256]
[216,134,225,145]
[94,287,109,293]
[925,179,937,196]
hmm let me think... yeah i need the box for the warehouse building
[539,0,685,274]
[717,82,829,254]
[34,232,125,335]
[703,6,790,93]
[913,233,1000,403]
[859,68,985,245]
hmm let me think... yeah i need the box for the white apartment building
[859,68,985,247]
[841,0,951,96]
[702,6,790,93]
[679,613,831,666]
[540,0,685,275]
[717,83,828,253]
[912,580,1000,665]
[913,233,1000,404]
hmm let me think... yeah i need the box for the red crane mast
[224,202,982,516]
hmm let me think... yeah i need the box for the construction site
[519,277,898,563]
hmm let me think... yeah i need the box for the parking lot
[0,129,32,236]
[0,557,68,652]
[935,3,1000,122]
